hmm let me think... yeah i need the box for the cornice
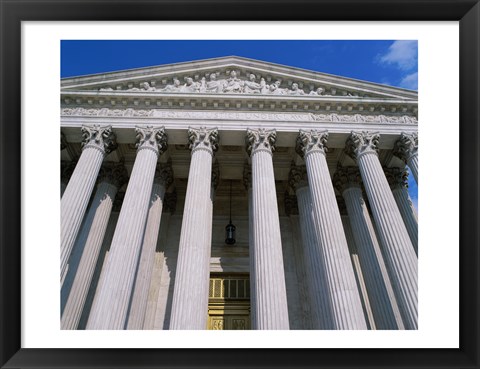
[61,91,417,117]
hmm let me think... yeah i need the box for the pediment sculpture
[99,70,348,97]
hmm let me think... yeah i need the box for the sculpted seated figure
[128,82,156,92]
[159,78,181,92]
[265,80,286,95]
[223,70,244,93]
[243,73,262,94]
[309,87,325,96]
[288,83,305,95]
[180,77,200,93]
[205,73,225,93]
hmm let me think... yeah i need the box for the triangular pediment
[61,56,417,101]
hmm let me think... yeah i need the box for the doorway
[207,274,251,330]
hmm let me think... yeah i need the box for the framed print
[1,0,479,368]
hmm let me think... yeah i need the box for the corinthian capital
[188,127,219,155]
[245,128,276,157]
[295,130,328,158]
[393,132,418,163]
[154,159,174,189]
[288,163,308,191]
[81,125,118,155]
[384,167,409,189]
[333,165,362,193]
[345,131,380,161]
[97,161,129,189]
[135,126,168,156]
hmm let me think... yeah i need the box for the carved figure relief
[95,70,361,97]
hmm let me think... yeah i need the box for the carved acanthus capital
[163,190,177,214]
[154,160,174,189]
[288,163,309,191]
[333,166,362,194]
[61,132,67,150]
[295,130,329,158]
[243,162,252,190]
[284,192,299,216]
[245,128,276,157]
[81,125,118,155]
[61,161,76,183]
[345,131,380,161]
[393,132,418,163]
[211,161,220,190]
[97,161,129,189]
[384,167,409,189]
[135,126,168,156]
[188,127,219,155]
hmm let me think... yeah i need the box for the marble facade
[60,57,418,330]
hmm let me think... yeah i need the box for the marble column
[296,130,367,329]
[385,167,418,255]
[393,132,418,184]
[345,131,418,329]
[169,127,219,330]
[333,166,404,330]
[127,161,174,329]
[245,128,289,330]
[61,125,117,282]
[86,126,168,330]
[143,191,176,330]
[61,161,128,330]
[288,164,334,329]
[284,192,313,329]
[338,203,376,330]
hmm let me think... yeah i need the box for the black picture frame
[1,1,479,368]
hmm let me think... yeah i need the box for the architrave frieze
[61,110,417,150]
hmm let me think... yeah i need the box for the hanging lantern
[225,180,236,245]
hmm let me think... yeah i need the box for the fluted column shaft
[406,155,418,184]
[340,214,375,329]
[338,178,404,329]
[246,128,289,330]
[60,125,117,281]
[127,163,173,329]
[295,185,334,329]
[169,127,218,330]
[385,168,418,255]
[392,187,418,255]
[346,131,418,329]
[86,126,167,329]
[61,180,119,329]
[296,130,367,329]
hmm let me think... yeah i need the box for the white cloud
[399,72,418,90]
[379,40,418,71]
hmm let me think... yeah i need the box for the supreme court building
[60,56,418,330]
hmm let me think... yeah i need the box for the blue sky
[61,40,418,208]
